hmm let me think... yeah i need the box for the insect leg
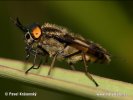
[25,52,37,74]
[32,58,43,69]
[32,53,49,70]
[48,52,58,75]
[44,54,49,64]
[25,52,30,61]
[68,62,75,70]
[64,51,81,70]
[25,45,31,60]
[37,45,49,64]
[24,46,32,70]
[82,53,99,87]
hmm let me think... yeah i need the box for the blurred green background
[0,1,133,100]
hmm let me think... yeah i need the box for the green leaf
[0,58,133,100]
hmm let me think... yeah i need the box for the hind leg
[48,52,59,75]
[82,53,99,87]
[67,62,75,70]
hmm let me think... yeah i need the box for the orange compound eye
[32,26,42,39]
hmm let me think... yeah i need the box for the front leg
[25,52,37,74]
[25,45,31,62]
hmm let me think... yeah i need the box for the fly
[11,17,111,87]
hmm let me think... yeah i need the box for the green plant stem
[0,58,133,100]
